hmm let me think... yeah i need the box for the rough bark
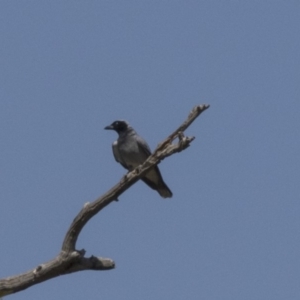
[0,104,209,297]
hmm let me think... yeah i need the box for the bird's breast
[118,138,147,168]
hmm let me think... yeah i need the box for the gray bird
[104,120,172,198]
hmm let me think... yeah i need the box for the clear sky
[0,1,299,300]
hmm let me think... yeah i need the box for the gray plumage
[104,120,172,198]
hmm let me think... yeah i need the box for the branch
[0,104,209,297]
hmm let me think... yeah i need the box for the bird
[104,120,172,198]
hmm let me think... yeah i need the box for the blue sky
[0,1,299,299]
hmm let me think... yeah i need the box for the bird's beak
[104,125,114,130]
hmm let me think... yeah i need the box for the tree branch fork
[0,104,209,297]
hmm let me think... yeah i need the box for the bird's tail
[141,167,173,199]
[157,182,173,198]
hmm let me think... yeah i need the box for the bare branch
[0,104,209,297]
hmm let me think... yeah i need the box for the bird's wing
[112,141,128,169]
[135,134,160,184]
[140,160,173,198]
[135,135,152,158]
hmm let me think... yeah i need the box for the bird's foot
[135,165,142,175]
[122,174,129,183]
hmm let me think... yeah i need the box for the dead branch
[0,104,209,297]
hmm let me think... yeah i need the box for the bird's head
[104,120,129,134]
